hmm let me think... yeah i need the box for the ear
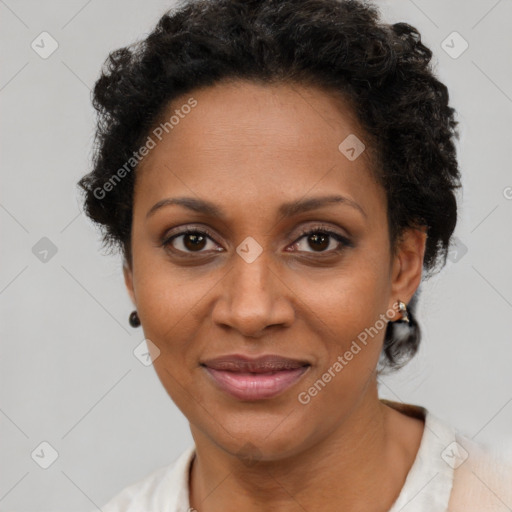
[388,227,427,319]
[123,260,136,306]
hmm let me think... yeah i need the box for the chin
[198,411,314,461]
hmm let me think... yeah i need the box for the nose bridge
[231,230,272,286]
[214,239,293,336]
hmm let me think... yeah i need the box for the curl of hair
[78,0,461,371]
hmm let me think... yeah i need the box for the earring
[129,310,141,328]
[397,301,410,323]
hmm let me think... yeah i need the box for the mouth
[201,354,311,401]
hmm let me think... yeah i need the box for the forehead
[134,80,385,220]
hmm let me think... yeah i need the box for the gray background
[1,0,511,510]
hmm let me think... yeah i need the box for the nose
[210,249,295,338]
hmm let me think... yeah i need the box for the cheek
[303,251,390,332]
[132,262,208,411]
[136,277,205,356]
[298,297,386,415]
[300,254,390,383]
[131,252,199,355]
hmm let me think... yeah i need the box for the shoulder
[448,432,512,512]
[383,400,512,512]
[98,445,195,512]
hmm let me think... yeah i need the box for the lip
[201,354,311,400]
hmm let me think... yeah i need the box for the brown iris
[183,233,207,251]
[308,233,329,251]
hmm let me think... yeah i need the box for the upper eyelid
[163,224,350,250]
[164,223,347,239]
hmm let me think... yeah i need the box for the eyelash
[160,224,353,257]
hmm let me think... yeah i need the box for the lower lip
[203,366,310,400]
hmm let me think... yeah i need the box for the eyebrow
[145,194,367,220]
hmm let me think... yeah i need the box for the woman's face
[124,80,425,460]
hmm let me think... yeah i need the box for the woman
[78,0,512,510]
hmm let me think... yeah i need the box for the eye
[291,226,353,254]
[161,228,221,255]
[160,224,353,256]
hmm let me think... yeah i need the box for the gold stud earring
[397,301,410,323]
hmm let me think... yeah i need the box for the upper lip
[201,354,310,373]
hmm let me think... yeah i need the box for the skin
[123,80,427,511]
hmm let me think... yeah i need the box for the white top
[97,400,512,512]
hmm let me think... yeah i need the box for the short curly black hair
[78,0,461,372]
